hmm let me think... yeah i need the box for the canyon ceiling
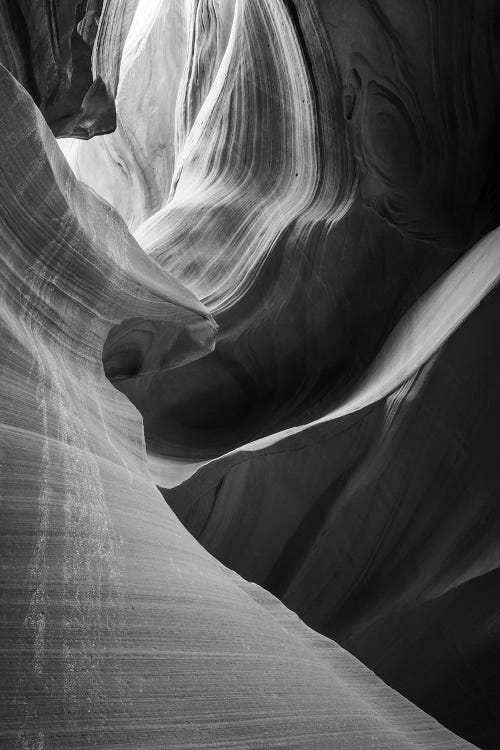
[0,1,499,749]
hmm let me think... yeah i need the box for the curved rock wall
[0,59,480,750]
[63,6,499,746]
[1,1,499,748]
[88,0,499,475]
[164,269,500,748]
[0,0,130,138]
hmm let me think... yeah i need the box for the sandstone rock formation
[0,0,142,138]
[163,251,500,748]
[67,0,499,475]
[0,56,480,750]
[1,1,499,748]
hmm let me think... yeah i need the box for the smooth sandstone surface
[164,273,500,748]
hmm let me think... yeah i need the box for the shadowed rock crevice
[103,312,216,382]
[0,0,122,138]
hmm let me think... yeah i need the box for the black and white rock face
[0,2,498,749]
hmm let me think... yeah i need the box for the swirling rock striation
[66,7,498,746]
[318,0,500,248]
[62,1,498,748]
[0,59,481,749]
[1,1,499,749]
[75,0,499,476]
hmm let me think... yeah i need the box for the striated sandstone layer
[62,3,499,746]
[0,44,483,750]
[1,0,499,749]
[77,0,500,475]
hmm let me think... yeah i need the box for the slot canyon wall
[1,1,499,749]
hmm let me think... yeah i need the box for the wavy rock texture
[0,59,482,750]
[64,2,499,747]
[61,0,236,230]
[2,0,499,748]
[61,0,188,228]
[318,0,500,247]
[65,0,500,470]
